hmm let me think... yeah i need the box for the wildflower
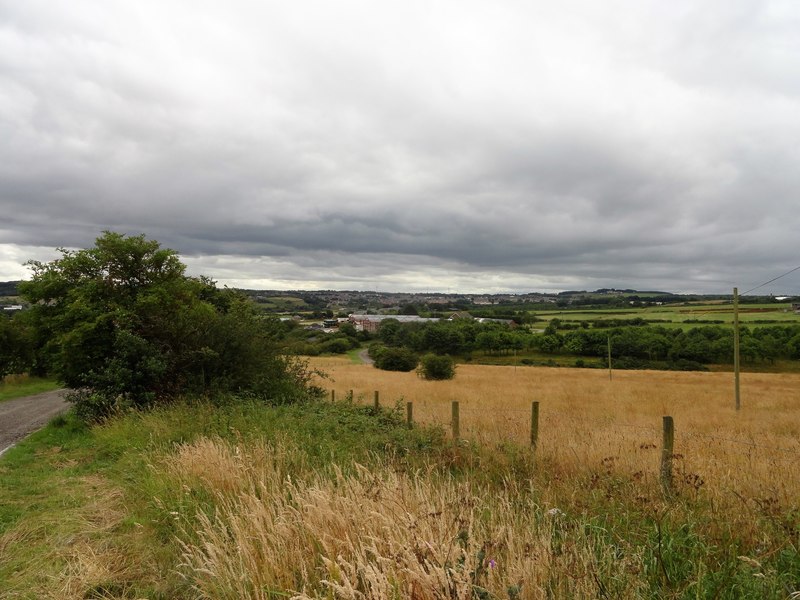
[488,559,497,569]
[546,507,564,517]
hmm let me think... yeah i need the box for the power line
[679,265,800,321]
[741,265,800,296]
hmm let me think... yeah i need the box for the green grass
[0,375,61,402]
[0,399,450,597]
[254,295,310,313]
[345,346,366,364]
[533,303,800,329]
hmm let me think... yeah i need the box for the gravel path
[0,389,69,457]
[358,348,374,365]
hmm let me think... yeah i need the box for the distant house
[793,303,800,313]
[447,311,473,321]
[2,304,23,313]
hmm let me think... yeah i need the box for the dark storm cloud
[1,1,799,293]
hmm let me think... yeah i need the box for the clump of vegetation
[371,345,419,372]
[417,352,456,380]
[0,313,33,379]
[19,232,318,420]
[280,322,362,356]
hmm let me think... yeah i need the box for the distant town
[3,280,798,320]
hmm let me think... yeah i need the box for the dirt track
[0,390,69,456]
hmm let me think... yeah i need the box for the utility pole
[733,287,741,410]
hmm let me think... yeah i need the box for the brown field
[312,358,800,505]
[171,361,800,598]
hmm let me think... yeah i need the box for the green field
[253,295,310,312]
[532,302,800,329]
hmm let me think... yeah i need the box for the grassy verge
[1,398,797,598]
[345,346,365,364]
[0,375,61,402]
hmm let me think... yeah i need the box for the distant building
[447,311,473,321]
[348,314,439,332]
[793,303,800,313]
[2,304,23,313]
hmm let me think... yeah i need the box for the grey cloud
[1,1,799,294]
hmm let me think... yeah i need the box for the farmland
[531,302,800,330]
[314,357,800,503]
[1,363,799,597]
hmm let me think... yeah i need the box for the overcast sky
[1,1,799,294]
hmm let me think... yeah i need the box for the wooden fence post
[406,402,413,429]
[330,389,335,402]
[530,401,539,450]
[373,390,379,410]
[451,401,460,440]
[661,416,674,494]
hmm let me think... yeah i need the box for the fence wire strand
[331,388,800,459]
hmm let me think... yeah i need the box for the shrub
[368,342,386,360]
[0,315,32,378]
[320,338,350,354]
[417,353,456,380]
[20,232,318,421]
[374,347,418,372]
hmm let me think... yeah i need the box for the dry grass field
[313,358,800,511]
[168,360,800,598]
[3,362,798,598]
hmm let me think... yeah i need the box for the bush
[20,232,318,421]
[0,315,32,378]
[374,347,418,372]
[417,353,456,380]
[368,342,386,360]
[320,338,350,354]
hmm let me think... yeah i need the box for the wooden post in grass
[733,287,741,411]
[451,401,460,440]
[406,402,413,428]
[607,335,613,381]
[373,390,379,410]
[330,389,335,402]
[661,416,674,494]
[530,401,539,450]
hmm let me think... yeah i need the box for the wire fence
[328,388,800,476]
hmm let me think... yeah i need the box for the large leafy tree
[20,232,312,420]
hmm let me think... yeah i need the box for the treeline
[356,318,800,370]
[0,280,20,296]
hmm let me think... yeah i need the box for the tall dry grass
[314,359,800,515]
[170,438,646,599]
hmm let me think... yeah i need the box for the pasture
[532,302,800,329]
[2,362,798,597]
[314,357,800,517]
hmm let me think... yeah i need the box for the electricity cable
[740,264,800,296]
